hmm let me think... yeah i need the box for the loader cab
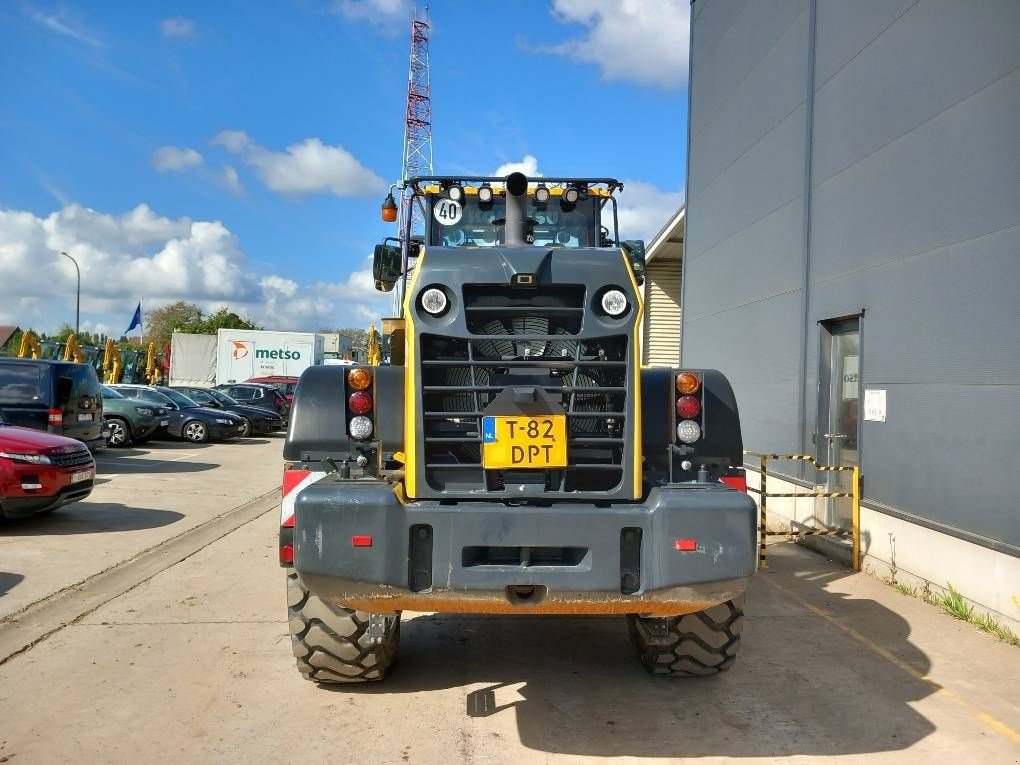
[373,174,643,293]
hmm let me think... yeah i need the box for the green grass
[931,584,975,621]
[882,578,1019,648]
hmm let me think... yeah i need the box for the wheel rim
[184,422,206,442]
[240,418,252,437]
[108,420,128,446]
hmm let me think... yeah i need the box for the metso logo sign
[255,348,301,360]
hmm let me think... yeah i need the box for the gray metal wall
[682,0,1020,551]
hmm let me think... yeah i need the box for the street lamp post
[60,251,80,335]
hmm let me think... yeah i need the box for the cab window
[428,195,600,248]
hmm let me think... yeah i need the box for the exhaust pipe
[504,172,529,246]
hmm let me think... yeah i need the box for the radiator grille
[419,285,629,497]
[49,448,93,468]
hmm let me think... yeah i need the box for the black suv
[0,358,105,451]
[215,383,290,422]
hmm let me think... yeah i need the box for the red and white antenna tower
[400,4,433,239]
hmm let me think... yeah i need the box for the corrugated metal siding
[642,259,682,366]
[684,0,1020,550]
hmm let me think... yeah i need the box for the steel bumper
[293,481,757,616]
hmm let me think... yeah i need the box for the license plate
[160,420,169,427]
[71,469,94,484]
[77,413,93,422]
[482,415,567,469]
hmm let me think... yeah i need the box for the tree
[144,301,261,347]
[146,301,203,348]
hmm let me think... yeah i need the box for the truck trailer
[216,329,323,385]
[281,172,756,683]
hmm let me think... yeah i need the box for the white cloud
[333,0,411,35]
[220,165,245,196]
[0,203,390,335]
[161,17,196,39]
[213,130,385,197]
[616,180,684,240]
[543,0,689,89]
[493,155,543,178]
[27,9,104,47]
[152,146,204,172]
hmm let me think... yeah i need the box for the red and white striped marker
[281,467,326,528]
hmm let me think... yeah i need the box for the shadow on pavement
[93,457,219,475]
[324,544,937,758]
[0,503,184,536]
[234,438,271,445]
[0,572,24,598]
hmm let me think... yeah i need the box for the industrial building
[680,0,1019,624]
[641,208,684,366]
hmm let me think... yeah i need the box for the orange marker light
[348,367,372,391]
[381,193,398,222]
[676,371,701,395]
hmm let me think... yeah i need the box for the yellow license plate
[481,415,567,469]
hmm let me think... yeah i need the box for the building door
[816,318,860,530]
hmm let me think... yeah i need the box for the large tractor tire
[287,571,400,683]
[628,596,744,677]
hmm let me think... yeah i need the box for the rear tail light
[349,415,373,440]
[348,390,373,415]
[676,371,700,395]
[347,367,372,391]
[47,408,63,427]
[676,395,701,419]
[676,419,701,444]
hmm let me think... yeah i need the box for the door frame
[815,313,864,527]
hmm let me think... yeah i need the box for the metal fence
[744,451,861,571]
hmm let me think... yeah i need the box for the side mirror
[373,242,402,293]
[621,240,647,285]
[56,377,73,404]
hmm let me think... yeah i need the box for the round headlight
[448,185,463,202]
[601,289,628,317]
[349,415,373,440]
[564,187,580,204]
[420,287,448,315]
[535,184,550,203]
[478,184,493,203]
[676,419,701,444]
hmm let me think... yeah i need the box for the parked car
[170,386,284,437]
[0,358,105,451]
[109,385,244,443]
[246,375,299,404]
[214,383,290,422]
[100,385,170,448]
[0,413,95,518]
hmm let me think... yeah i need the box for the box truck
[169,332,218,387]
[216,329,323,384]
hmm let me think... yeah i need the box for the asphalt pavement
[1,438,1017,763]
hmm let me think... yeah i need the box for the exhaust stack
[504,172,529,246]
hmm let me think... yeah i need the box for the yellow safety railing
[744,451,861,572]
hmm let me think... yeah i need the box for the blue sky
[0,0,689,335]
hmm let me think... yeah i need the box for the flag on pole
[125,302,142,334]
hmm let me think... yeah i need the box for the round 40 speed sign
[433,198,463,225]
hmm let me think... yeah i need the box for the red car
[0,416,95,519]
[246,376,299,404]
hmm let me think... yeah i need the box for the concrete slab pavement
[0,437,283,619]
[0,507,1017,764]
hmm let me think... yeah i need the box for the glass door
[816,318,860,530]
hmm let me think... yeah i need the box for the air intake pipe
[504,172,530,246]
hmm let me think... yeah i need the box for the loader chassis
[283,173,756,683]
